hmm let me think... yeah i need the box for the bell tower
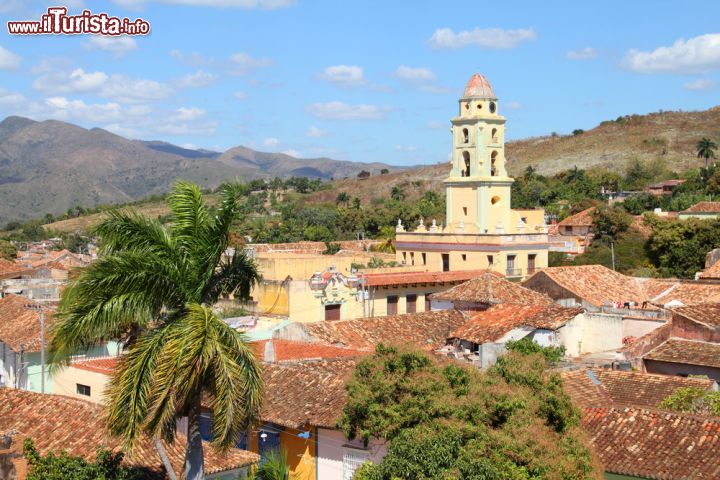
[445,73,512,234]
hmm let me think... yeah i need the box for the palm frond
[92,210,177,259]
[201,249,261,304]
[168,181,210,254]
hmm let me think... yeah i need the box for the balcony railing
[505,268,523,277]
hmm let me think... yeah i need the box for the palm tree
[697,137,718,174]
[48,181,263,480]
[335,191,350,207]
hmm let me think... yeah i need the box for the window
[489,102,496,113]
[410,252,415,265]
[506,255,517,276]
[421,252,426,265]
[406,294,417,314]
[491,151,498,176]
[462,128,469,144]
[387,296,399,315]
[487,255,494,267]
[463,207,468,216]
[442,254,450,272]
[528,254,537,275]
[491,128,498,143]
[462,151,471,176]
[343,448,370,480]
[402,252,407,263]
[258,426,281,461]
[491,196,500,205]
[325,304,341,321]
[461,254,467,261]
[76,384,91,396]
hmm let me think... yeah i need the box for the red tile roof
[523,264,651,307]
[301,310,469,351]
[362,269,486,287]
[249,339,364,362]
[0,258,31,279]
[72,356,119,375]
[561,369,714,409]
[558,207,595,227]
[645,281,720,306]
[644,338,720,369]
[671,303,720,327]
[430,270,554,305]
[449,304,582,344]
[681,201,720,214]
[0,294,55,352]
[699,261,720,280]
[260,358,357,429]
[582,407,720,479]
[0,389,258,478]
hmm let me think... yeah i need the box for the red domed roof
[463,73,495,98]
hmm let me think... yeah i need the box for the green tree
[505,337,565,363]
[342,345,600,480]
[23,439,146,480]
[335,191,350,206]
[48,181,263,480]
[254,450,291,480]
[659,387,720,416]
[0,239,16,260]
[390,185,405,202]
[697,137,718,174]
[592,206,631,239]
[380,168,389,175]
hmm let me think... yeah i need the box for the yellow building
[396,73,549,279]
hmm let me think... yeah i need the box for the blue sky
[0,0,719,166]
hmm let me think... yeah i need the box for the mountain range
[0,116,391,224]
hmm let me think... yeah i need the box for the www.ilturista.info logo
[7,7,150,35]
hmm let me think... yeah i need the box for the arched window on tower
[491,151,498,176]
[491,128,498,143]
[463,151,471,177]
[462,128,469,144]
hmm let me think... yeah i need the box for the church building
[395,73,549,279]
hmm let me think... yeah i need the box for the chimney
[263,340,276,363]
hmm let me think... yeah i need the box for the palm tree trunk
[184,395,205,480]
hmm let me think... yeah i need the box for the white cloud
[319,65,366,87]
[0,46,21,70]
[262,137,280,147]
[305,126,328,137]
[282,149,302,157]
[234,91,247,100]
[170,50,212,67]
[684,78,716,91]
[41,97,124,123]
[506,101,523,110]
[0,88,25,107]
[112,0,295,9]
[622,34,720,73]
[83,36,138,57]
[172,107,206,121]
[229,52,274,75]
[305,101,391,120]
[429,27,536,49]
[566,47,597,60]
[33,67,173,103]
[394,65,436,81]
[175,70,217,88]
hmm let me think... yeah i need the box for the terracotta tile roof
[0,389,258,478]
[671,303,720,327]
[561,369,714,409]
[249,339,365,362]
[681,201,720,214]
[645,281,720,306]
[582,406,720,479]
[362,269,486,287]
[0,258,31,279]
[260,358,357,429]
[699,261,720,280]
[72,356,119,375]
[0,294,55,352]
[524,265,651,307]
[303,310,469,350]
[644,338,720,368]
[558,207,595,227]
[430,270,554,305]
[448,304,582,344]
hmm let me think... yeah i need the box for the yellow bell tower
[446,73,512,234]
[395,73,549,279]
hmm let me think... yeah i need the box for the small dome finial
[463,73,494,98]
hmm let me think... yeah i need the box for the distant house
[428,270,554,311]
[0,388,258,479]
[644,179,685,196]
[679,201,720,220]
[557,207,595,237]
[0,258,32,281]
[549,207,595,255]
[52,356,119,403]
[562,369,720,479]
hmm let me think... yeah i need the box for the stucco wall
[316,428,387,480]
[52,365,109,403]
[644,359,720,382]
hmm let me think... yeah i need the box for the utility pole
[360,274,366,319]
[610,241,616,271]
[25,303,46,394]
